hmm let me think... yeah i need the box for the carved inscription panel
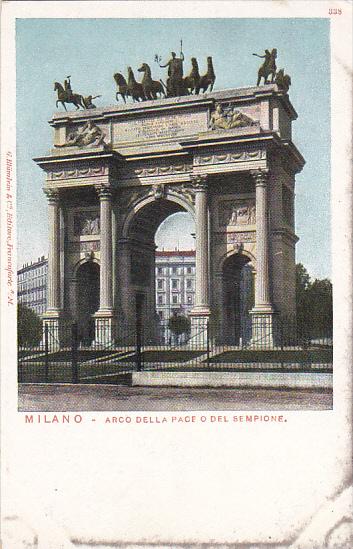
[113,110,207,142]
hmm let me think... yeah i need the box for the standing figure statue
[159,42,185,97]
[253,48,277,86]
[64,75,73,101]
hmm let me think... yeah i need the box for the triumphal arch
[35,83,304,347]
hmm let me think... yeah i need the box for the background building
[17,251,196,321]
[17,256,48,316]
[155,250,196,320]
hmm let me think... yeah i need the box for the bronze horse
[113,73,130,103]
[138,63,165,100]
[54,82,85,110]
[196,56,216,94]
[183,57,200,94]
[127,67,146,102]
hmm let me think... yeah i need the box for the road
[18,383,332,411]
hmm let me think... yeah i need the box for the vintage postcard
[1,1,352,547]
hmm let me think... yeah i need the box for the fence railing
[18,315,333,384]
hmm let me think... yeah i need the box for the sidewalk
[18,383,333,412]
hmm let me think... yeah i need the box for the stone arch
[118,189,195,335]
[219,247,256,272]
[122,190,195,239]
[72,256,100,278]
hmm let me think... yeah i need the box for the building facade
[34,84,304,347]
[155,250,196,320]
[17,257,48,316]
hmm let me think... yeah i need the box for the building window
[172,295,178,304]
[186,279,193,289]
[171,279,178,290]
[187,295,193,305]
[172,267,177,275]
[157,267,163,275]
[157,279,164,290]
[187,267,192,274]
[157,294,164,305]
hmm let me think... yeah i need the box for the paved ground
[18,383,333,411]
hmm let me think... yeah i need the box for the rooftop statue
[138,63,166,100]
[127,67,146,102]
[158,46,186,97]
[275,69,291,93]
[54,76,101,111]
[196,56,216,94]
[55,120,106,148]
[183,57,200,95]
[253,49,277,86]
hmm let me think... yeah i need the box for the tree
[18,304,42,347]
[168,313,191,343]
[295,264,332,338]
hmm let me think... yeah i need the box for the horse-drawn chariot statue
[113,43,216,103]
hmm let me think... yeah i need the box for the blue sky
[17,17,330,279]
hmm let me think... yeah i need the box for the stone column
[42,189,62,349]
[250,169,275,348]
[189,174,210,346]
[94,184,115,345]
[45,189,61,313]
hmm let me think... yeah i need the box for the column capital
[190,174,208,191]
[250,169,269,187]
[95,184,112,200]
[44,188,60,204]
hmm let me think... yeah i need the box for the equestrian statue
[253,49,277,86]
[54,76,101,111]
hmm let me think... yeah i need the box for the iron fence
[18,315,333,384]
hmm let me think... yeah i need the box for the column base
[42,311,69,350]
[93,310,116,347]
[249,308,276,349]
[189,308,210,348]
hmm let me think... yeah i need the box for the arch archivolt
[218,247,256,272]
[72,257,100,278]
[121,184,195,239]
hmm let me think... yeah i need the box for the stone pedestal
[93,311,116,347]
[41,312,69,351]
[249,310,275,349]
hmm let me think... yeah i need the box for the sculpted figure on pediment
[55,120,106,148]
[209,103,256,130]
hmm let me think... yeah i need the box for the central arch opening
[124,197,195,340]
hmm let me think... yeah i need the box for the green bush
[168,314,191,336]
[18,304,42,347]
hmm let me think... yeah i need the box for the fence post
[206,320,210,367]
[71,322,79,383]
[136,316,142,372]
[280,319,284,351]
[44,323,49,383]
